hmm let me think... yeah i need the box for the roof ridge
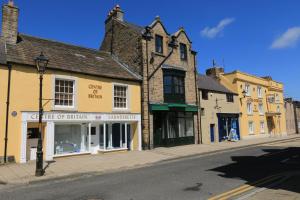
[19,33,103,54]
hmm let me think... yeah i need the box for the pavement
[0,134,299,186]
[0,136,299,200]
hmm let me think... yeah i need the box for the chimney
[206,67,224,80]
[2,0,19,45]
[105,5,124,24]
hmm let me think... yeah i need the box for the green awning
[150,103,198,112]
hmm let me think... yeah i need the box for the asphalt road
[0,141,299,200]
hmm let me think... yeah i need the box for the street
[0,139,299,200]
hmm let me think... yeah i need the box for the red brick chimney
[1,0,19,45]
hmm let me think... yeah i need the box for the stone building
[101,5,199,149]
[284,98,297,134]
[197,74,240,144]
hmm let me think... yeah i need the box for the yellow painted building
[0,2,142,163]
[206,67,286,139]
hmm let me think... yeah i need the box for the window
[202,90,208,100]
[113,85,128,109]
[258,103,264,115]
[27,128,39,139]
[257,86,263,98]
[260,121,265,133]
[55,79,75,107]
[245,84,250,96]
[155,35,163,53]
[163,70,185,103]
[277,105,280,113]
[226,94,234,102]
[275,94,280,103]
[247,102,253,114]
[180,43,187,60]
[248,121,254,134]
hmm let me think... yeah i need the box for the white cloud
[271,27,300,49]
[201,18,235,39]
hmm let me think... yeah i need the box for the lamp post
[34,52,49,177]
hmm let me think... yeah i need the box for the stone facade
[284,98,297,134]
[100,6,199,149]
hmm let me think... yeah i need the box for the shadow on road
[209,147,300,194]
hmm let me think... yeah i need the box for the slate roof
[2,34,141,81]
[197,74,236,94]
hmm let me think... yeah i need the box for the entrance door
[210,124,215,143]
[90,126,98,153]
[26,128,39,161]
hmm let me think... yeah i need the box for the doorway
[210,124,215,143]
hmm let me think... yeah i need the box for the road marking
[208,174,283,200]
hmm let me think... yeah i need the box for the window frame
[226,93,234,103]
[179,43,187,61]
[113,83,129,110]
[163,69,186,103]
[248,121,254,135]
[155,34,163,54]
[258,103,264,115]
[257,86,263,98]
[53,75,77,111]
[202,90,209,100]
[245,84,251,96]
[247,102,253,115]
[260,121,265,133]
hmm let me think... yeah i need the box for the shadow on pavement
[209,147,300,194]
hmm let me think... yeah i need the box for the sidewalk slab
[0,134,299,185]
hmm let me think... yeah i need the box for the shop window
[163,70,185,103]
[54,79,75,107]
[180,43,187,60]
[155,34,163,53]
[226,94,234,102]
[248,121,254,134]
[113,85,128,109]
[54,124,88,155]
[202,90,208,100]
[247,102,253,115]
[164,112,194,139]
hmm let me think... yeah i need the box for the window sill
[112,108,130,113]
[52,106,77,112]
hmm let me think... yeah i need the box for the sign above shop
[88,84,102,99]
[23,112,140,122]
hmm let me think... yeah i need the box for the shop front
[20,112,141,163]
[151,104,198,147]
[217,113,240,142]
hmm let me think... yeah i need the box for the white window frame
[245,84,251,96]
[258,103,264,115]
[257,86,262,98]
[112,83,130,111]
[260,121,265,133]
[277,105,280,113]
[247,102,253,115]
[248,121,254,135]
[275,93,280,103]
[52,75,77,111]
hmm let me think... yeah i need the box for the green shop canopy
[150,103,198,112]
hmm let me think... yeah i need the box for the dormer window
[180,43,187,60]
[155,35,163,53]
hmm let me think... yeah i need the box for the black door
[112,123,121,148]
[153,112,164,147]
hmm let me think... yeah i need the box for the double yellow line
[208,173,283,200]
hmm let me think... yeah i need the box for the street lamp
[34,52,49,177]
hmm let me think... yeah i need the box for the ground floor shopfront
[217,113,240,142]
[20,112,141,163]
[150,104,198,147]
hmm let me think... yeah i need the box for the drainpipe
[192,52,201,144]
[4,63,12,163]
[293,101,299,134]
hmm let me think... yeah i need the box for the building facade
[206,67,287,139]
[101,6,199,149]
[0,2,142,163]
[284,98,297,134]
[197,74,240,144]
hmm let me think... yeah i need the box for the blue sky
[2,0,300,99]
